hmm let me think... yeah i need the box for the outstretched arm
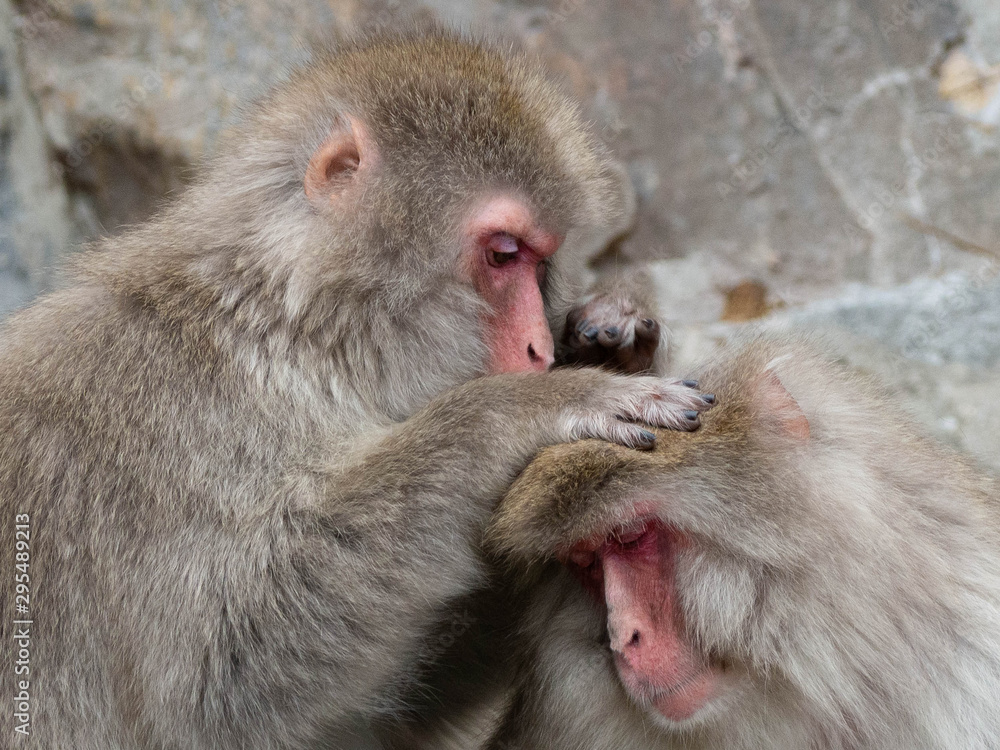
[206,369,712,740]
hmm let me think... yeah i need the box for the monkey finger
[603,320,656,374]
[611,344,654,375]
[570,318,631,351]
[563,413,659,450]
[615,379,715,431]
[560,296,662,375]
[596,325,624,347]
[633,318,660,356]
[600,420,660,450]
[571,335,624,367]
[575,325,601,346]
[565,304,590,335]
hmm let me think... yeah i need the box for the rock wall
[1,0,998,467]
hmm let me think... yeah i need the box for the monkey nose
[527,342,554,371]
[610,625,643,657]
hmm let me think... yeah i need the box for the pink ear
[758,370,810,440]
[304,118,368,205]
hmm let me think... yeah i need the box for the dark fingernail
[642,318,655,328]
[684,410,699,420]
[682,380,699,388]
[605,326,620,338]
[701,393,716,404]
[584,326,599,341]
[639,429,656,442]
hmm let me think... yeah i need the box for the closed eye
[491,249,518,266]
[485,232,520,268]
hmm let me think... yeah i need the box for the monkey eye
[613,520,653,550]
[617,530,644,546]
[491,249,518,266]
[486,232,521,268]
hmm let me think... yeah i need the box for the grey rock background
[0,0,998,468]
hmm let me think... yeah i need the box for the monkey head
[488,335,968,733]
[252,29,619,379]
[94,29,626,421]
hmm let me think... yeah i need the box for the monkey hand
[554,373,714,450]
[560,293,662,374]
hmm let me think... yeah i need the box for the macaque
[0,29,714,750]
[487,334,1000,750]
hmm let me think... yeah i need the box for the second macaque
[487,335,1000,750]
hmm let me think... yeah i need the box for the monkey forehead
[311,29,612,223]
[490,439,676,559]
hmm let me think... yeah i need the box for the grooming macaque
[487,335,1000,750]
[0,30,714,749]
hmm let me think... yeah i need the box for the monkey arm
[232,370,710,725]
[485,439,649,564]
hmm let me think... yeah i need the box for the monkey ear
[758,369,810,441]
[304,118,367,205]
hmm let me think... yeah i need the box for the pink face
[462,197,562,374]
[564,518,721,725]
[303,125,560,376]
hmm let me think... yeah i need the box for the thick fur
[487,335,1000,750]
[0,28,714,750]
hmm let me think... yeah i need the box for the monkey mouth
[616,655,719,723]
[635,667,704,700]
